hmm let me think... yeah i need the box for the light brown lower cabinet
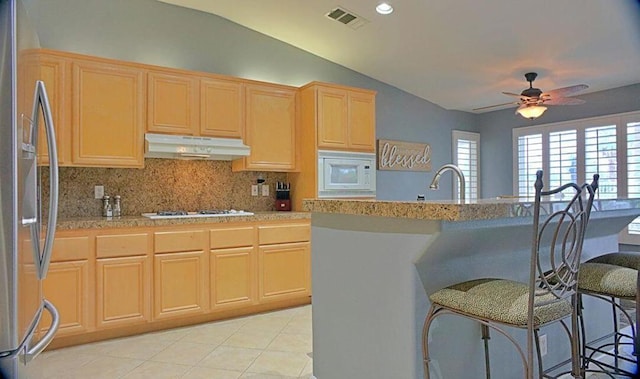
[153,251,208,320]
[259,242,311,302]
[45,219,310,346]
[41,260,91,336]
[96,256,150,328]
[210,246,255,309]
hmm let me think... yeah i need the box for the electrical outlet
[261,184,270,196]
[539,334,547,356]
[94,185,104,199]
[251,185,259,196]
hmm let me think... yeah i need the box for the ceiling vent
[325,6,369,30]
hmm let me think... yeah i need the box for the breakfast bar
[304,198,640,379]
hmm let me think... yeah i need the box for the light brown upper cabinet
[232,83,298,172]
[200,78,244,138]
[72,58,145,168]
[20,51,71,165]
[147,70,198,135]
[300,82,376,152]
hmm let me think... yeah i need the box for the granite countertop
[302,198,640,222]
[57,211,310,230]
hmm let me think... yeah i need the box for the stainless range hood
[145,133,250,160]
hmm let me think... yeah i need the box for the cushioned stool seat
[588,252,640,270]
[430,278,572,327]
[577,253,639,377]
[578,262,637,299]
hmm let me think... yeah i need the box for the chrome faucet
[429,164,466,202]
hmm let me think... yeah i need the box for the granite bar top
[57,211,310,230]
[302,198,640,222]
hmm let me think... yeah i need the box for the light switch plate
[94,185,104,199]
[261,184,269,196]
[251,185,259,196]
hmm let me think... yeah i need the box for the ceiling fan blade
[502,91,535,100]
[472,101,518,111]
[544,97,586,106]
[541,84,588,98]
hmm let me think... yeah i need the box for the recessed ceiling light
[376,2,393,15]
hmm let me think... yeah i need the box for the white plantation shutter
[626,121,640,234]
[517,134,542,197]
[452,131,480,201]
[548,130,577,190]
[513,111,640,244]
[585,125,617,199]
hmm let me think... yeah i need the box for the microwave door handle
[32,81,59,279]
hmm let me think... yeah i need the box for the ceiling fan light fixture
[376,2,394,15]
[517,105,547,120]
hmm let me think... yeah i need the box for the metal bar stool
[422,171,599,379]
[577,252,640,377]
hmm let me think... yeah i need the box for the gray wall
[22,0,477,201]
[479,83,640,198]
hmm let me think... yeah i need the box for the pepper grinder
[113,195,121,217]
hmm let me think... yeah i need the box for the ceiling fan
[474,72,589,119]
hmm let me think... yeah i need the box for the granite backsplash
[42,159,289,218]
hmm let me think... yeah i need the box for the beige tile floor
[24,305,313,379]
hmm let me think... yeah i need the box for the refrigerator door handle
[32,80,58,279]
[22,300,60,363]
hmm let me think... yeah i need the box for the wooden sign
[377,139,431,171]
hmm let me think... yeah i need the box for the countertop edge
[302,198,640,222]
[56,211,310,230]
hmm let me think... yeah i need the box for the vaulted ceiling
[159,0,640,113]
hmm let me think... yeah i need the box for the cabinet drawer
[210,227,254,249]
[96,233,149,258]
[23,236,89,263]
[154,230,205,253]
[258,223,310,245]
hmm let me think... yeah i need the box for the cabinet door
[22,53,70,165]
[97,256,150,328]
[147,71,198,135]
[317,86,348,149]
[348,91,376,151]
[259,242,310,302]
[210,247,256,309]
[72,60,145,167]
[40,260,91,336]
[234,84,297,171]
[200,78,243,138]
[153,251,207,320]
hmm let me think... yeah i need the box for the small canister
[113,195,121,217]
[102,195,113,217]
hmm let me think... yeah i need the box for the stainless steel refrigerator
[0,0,60,378]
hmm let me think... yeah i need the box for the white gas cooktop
[141,210,254,219]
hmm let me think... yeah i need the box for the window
[585,125,617,199]
[452,130,480,201]
[513,111,640,243]
[549,130,576,190]
[626,121,640,235]
[517,134,543,198]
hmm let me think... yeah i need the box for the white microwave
[317,150,376,198]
